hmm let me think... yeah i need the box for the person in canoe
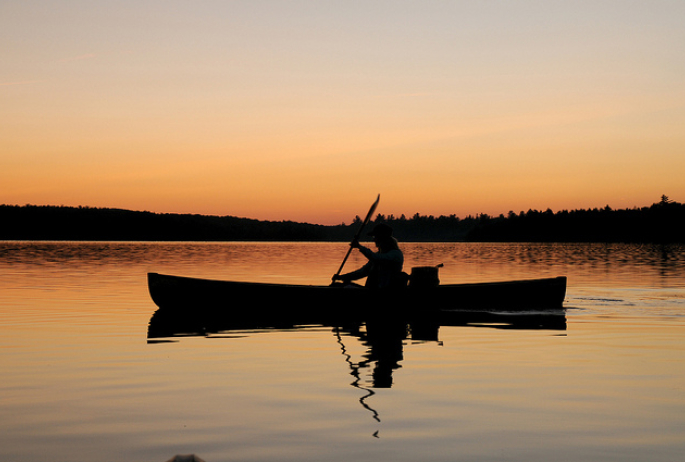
[332,223,406,289]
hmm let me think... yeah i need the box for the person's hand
[332,274,351,284]
[350,238,360,249]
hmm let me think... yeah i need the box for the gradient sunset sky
[2,1,684,224]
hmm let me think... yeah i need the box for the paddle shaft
[334,194,380,278]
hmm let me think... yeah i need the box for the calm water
[1,241,684,462]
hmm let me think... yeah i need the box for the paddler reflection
[335,318,411,389]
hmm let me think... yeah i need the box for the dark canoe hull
[146,273,567,339]
[147,272,567,313]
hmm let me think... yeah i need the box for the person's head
[368,223,397,250]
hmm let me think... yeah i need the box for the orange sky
[2,1,684,224]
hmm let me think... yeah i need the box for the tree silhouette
[1,196,683,242]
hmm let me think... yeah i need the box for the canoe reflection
[147,306,565,436]
[147,307,566,389]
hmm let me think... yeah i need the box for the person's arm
[334,261,372,282]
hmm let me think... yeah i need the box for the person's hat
[368,223,393,238]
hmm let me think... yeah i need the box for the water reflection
[147,305,565,437]
[147,305,567,389]
[333,326,383,432]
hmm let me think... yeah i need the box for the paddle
[333,194,380,280]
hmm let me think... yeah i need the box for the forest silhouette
[1,196,683,243]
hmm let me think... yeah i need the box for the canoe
[147,272,567,313]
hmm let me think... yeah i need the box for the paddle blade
[362,194,380,226]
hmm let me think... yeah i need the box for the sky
[2,1,684,225]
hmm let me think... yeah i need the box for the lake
[1,241,684,462]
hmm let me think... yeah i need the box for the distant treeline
[1,196,684,243]
[0,205,331,241]
[461,196,685,243]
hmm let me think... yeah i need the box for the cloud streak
[0,80,42,86]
